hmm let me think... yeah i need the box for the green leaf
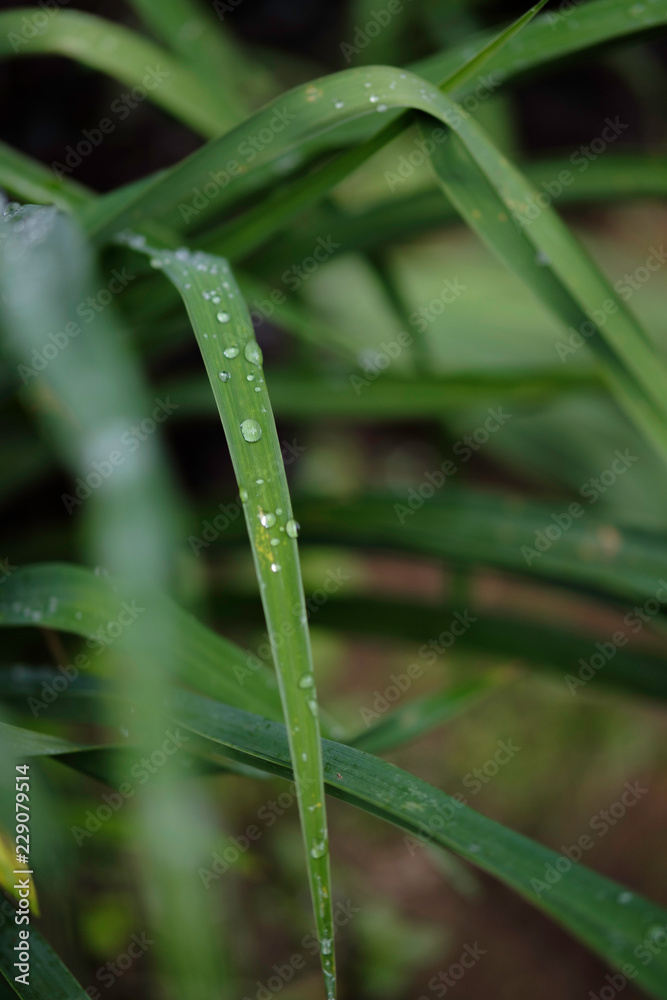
[118,238,337,998]
[33,695,667,1000]
[0,562,280,720]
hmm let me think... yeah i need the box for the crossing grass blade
[0,9,233,136]
[291,490,667,607]
[13,697,667,1000]
[0,562,281,720]
[117,237,338,998]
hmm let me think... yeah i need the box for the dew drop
[307,698,318,716]
[240,418,262,442]
[239,488,249,503]
[218,370,231,382]
[298,673,314,689]
[334,100,344,109]
[223,345,239,359]
[247,374,255,381]
[617,891,633,904]
[286,518,300,538]
[259,511,276,528]
[216,311,230,323]
[244,341,263,365]
[369,94,379,103]
[310,840,327,859]
[270,563,282,573]
[377,104,387,112]
[256,478,264,485]
[149,257,164,269]
[254,386,262,392]
[270,538,280,547]
[275,507,283,516]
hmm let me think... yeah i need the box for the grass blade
[0,9,233,136]
[25,695,667,999]
[119,237,337,998]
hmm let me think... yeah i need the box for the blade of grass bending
[0,10,232,137]
[418,118,667,460]
[78,0,551,245]
[28,696,667,999]
[119,236,338,999]
[184,1,549,260]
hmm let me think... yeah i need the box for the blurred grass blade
[348,676,505,754]
[119,237,337,998]
[0,562,280,719]
[0,141,91,211]
[0,10,233,136]
[126,0,249,118]
[293,490,667,607]
[0,206,226,1000]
